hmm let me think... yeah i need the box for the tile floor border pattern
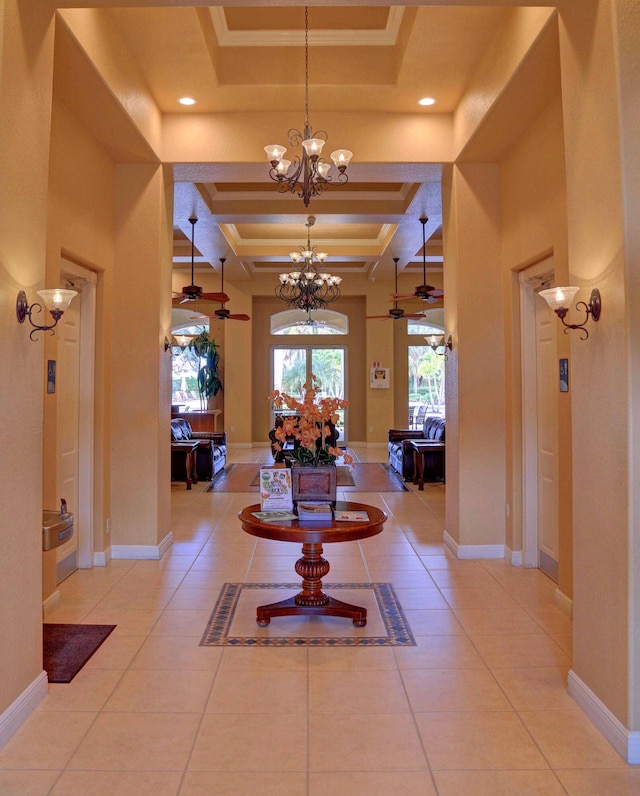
[200,582,417,647]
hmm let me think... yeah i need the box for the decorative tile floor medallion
[200,582,416,647]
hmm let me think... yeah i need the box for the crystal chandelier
[263,7,353,207]
[275,216,342,310]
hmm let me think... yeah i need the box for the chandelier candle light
[264,7,353,207]
[276,215,342,311]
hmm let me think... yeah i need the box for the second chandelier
[275,216,342,311]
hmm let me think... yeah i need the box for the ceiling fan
[366,258,428,321]
[391,216,444,304]
[192,258,251,322]
[172,216,230,305]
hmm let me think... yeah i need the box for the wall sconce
[173,333,196,351]
[425,333,453,358]
[539,286,601,340]
[16,288,78,341]
[163,337,171,352]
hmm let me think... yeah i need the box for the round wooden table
[238,501,387,627]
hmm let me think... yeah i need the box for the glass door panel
[408,345,445,428]
[271,346,348,444]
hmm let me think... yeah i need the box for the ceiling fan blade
[365,314,393,319]
[178,296,191,304]
[406,314,426,319]
[426,289,444,298]
[227,314,251,321]
[391,295,423,303]
[199,292,230,302]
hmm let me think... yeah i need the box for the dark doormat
[43,623,116,683]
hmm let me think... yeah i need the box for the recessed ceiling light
[179,97,196,106]
[418,97,436,107]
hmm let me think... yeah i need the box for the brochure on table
[259,466,293,511]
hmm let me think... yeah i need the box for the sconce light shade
[36,289,78,314]
[539,286,601,340]
[173,333,196,350]
[17,288,78,341]
[425,333,453,357]
[538,286,580,313]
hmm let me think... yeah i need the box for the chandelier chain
[304,6,309,124]
[263,5,353,207]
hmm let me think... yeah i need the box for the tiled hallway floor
[1,446,639,795]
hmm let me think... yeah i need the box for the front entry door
[271,346,347,443]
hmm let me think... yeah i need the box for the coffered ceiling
[54,3,561,284]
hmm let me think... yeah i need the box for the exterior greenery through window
[272,345,347,441]
[407,321,445,419]
[171,326,216,411]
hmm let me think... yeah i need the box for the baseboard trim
[568,670,640,763]
[443,531,506,560]
[94,547,112,567]
[42,590,60,617]
[510,549,523,566]
[554,588,573,617]
[110,531,173,561]
[0,671,48,750]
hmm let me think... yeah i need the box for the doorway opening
[271,345,348,444]
[520,258,560,580]
[55,259,97,577]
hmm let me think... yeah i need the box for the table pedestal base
[256,542,367,627]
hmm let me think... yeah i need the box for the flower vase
[291,463,337,506]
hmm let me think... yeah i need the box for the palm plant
[188,331,222,411]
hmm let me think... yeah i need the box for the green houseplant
[188,331,222,411]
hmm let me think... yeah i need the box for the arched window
[271,309,349,335]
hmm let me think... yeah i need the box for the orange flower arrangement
[268,374,353,466]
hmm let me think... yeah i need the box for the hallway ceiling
[54,4,560,285]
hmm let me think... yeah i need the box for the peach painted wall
[500,93,573,597]
[44,96,117,579]
[443,163,506,549]
[558,0,632,728]
[111,164,172,550]
[0,0,55,723]
[613,0,640,731]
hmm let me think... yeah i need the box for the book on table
[333,509,369,522]
[251,510,298,523]
[259,465,293,511]
[297,502,333,522]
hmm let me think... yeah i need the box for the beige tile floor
[1,446,639,795]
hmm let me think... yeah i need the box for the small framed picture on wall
[370,367,390,388]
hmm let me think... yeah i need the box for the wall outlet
[505,504,510,518]
[230,426,235,433]
[369,425,374,433]
[105,518,111,535]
